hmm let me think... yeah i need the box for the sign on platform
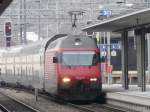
[99,10,112,17]
[101,51,107,57]
[111,50,117,56]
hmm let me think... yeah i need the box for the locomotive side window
[53,57,58,63]
[53,53,62,63]
[62,51,99,66]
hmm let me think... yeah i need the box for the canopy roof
[0,0,12,15]
[82,8,150,32]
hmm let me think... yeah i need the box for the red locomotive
[0,34,102,100]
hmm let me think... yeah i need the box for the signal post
[4,21,12,47]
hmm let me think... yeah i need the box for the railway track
[31,89,130,112]
[67,102,134,112]
[0,104,9,112]
[0,91,40,112]
[0,87,140,112]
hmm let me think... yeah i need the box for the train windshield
[62,51,99,66]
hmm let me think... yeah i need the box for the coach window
[28,68,31,78]
[22,70,25,78]
[10,70,12,76]
[54,52,62,63]
[17,68,19,76]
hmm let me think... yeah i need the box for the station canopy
[0,0,12,15]
[82,8,150,32]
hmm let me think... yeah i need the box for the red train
[0,34,102,100]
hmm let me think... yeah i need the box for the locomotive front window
[62,51,99,66]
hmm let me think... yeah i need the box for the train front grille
[73,80,90,91]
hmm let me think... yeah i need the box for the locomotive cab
[45,35,102,100]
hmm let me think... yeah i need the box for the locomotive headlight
[74,38,82,46]
[63,77,71,83]
[90,78,97,82]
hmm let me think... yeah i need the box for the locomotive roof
[50,35,97,49]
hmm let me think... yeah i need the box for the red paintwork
[48,48,100,85]
[48,48,100,52]
[57,63,101,86]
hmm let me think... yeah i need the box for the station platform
[103,84,150,112]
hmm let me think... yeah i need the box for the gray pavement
[103,84,150,106]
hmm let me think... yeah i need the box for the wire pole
[23,0,27,43]
[19,0,23,44]
[147,34,150,84]
[55,0,59,34]
[38,0,41,40]
[107,32,111,85]
[106,12,112,85]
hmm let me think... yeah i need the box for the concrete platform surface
[103,84,150,106]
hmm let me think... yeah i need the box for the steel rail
[0,104,10,112]
[0,91,40,112]
[66,102,132,112]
